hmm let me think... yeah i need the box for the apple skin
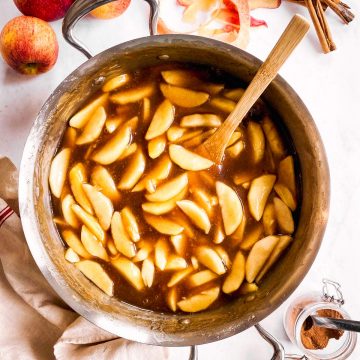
[0,16,59,75]
[13,0,74,22]
[91,0,131,19]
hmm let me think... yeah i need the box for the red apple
[0,16,58,75]
[91,0,131,19]
[13,0,74,22]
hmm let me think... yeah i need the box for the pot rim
[19,34,330,346]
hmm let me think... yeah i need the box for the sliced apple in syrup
[121,207,140,242]
[64,248,80,263]
[155,238,169,270]
[247,121,265,163]
[61,194,80,228]
[195,246,226,275]
[142,259,155,287]
[180,114,222,128]
[177,200,211,234]
[76,260,114,296]
[112,257,144,291]
[187,270,218,288]
[177,286,220,313]
[110,83,155,105]
[222,251,245,294]
[49,148,71,198]
[169,145,214,171]
[148,134,167,159]
[273,197,294,234]
[81,226,109,262]
[102,73,130,92]
[167,267,193,287]
[62,229,91,259]
[90,165,121,202]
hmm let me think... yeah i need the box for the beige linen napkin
[0,156,169,360]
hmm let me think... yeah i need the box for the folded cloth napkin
[0,157,170,360]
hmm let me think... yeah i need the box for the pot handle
[62,0,159,59]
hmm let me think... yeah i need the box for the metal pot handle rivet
[62,0,160,59]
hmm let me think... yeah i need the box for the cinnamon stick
[321,0,355,24]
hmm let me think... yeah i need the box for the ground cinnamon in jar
[301,309,344,350]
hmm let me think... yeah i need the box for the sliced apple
[49,148,71,198]
[63,127,77,148]
[144,214,184,235]
[133,241,152,262]
[145,173,188,202]
[210,97,236,113]
[245,235,279,283]
[142,259,155,287]
[226,130,243,147]
[213,223,225,244]
[187,270,218,288]
[142,97,151,123]
[239,282,259,295]
[119,207,140,242]
[167,267,193,287]
[247,121,265,163]
[117,148,146,190]
[256,235,292,282]
[81,226,109,262]
[166,287,178,312]
[61,194,80,228]
[214,245,231,269]
[223,87,245,101]
[239,223,264,251]
[165,254,188,271]
[248,174,276,221]
[62,229,91,259]
[118,143,138,161]
[145,99,175,140]
[180,114,222,128]
[76,260,113,296]
[107,238,118,256]
[216,181,243,235]
[142,186,187,215]
[191,188,214,217]
[154,238,169,270]
[222,251,245,294]
[169,209,195,238]
[76,106,107,145]
[92,125,131,165]
[105,117,122,134]
[64,248,80,263]
[233,171,257,186]
[230,216,247,244]
[167,126,187,142]
[262,116,286,158]
[161,69,197,87]
[110,211,136,258]
[71,204,106,244]
[274,183,297,211]
[160,83,209,108]
[226,140,245,158]
[195,246,226,275]
[191,256,199,270]
[169,144,214,171]
[177,286,220,313]
[132,154,173,192]
[90,165,121,202]
[69,94,108,129]
[148,134,167,159]
[181,129,215,148]
[273,197,294,234]
[82,184,113,231]
[278,155,296,195]
[110,83,155,105]
[176,200,211,234]
[262,202,277,235]
[170,233,187,257]
[102,73,130,92]
[69,163,93,214]
[112,257,144,291]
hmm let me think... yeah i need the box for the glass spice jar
[283,279,357,360]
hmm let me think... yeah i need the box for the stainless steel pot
[19,0,330,352]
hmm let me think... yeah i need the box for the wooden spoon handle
[199,15,310,163]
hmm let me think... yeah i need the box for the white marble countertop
[1,1,359,359]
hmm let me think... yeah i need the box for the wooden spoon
[195,15,310,164]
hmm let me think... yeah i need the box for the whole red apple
[13,0,74,22]
[0,16,58,75]
[91,0,131,19]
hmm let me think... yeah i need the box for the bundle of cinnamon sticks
[287,0,355,53]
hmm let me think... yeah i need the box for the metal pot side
[19,35,330,346]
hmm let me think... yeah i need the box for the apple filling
[49,64,299,313]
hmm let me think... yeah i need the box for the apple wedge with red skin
[0,16,58,75]
[14,0,74,21]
